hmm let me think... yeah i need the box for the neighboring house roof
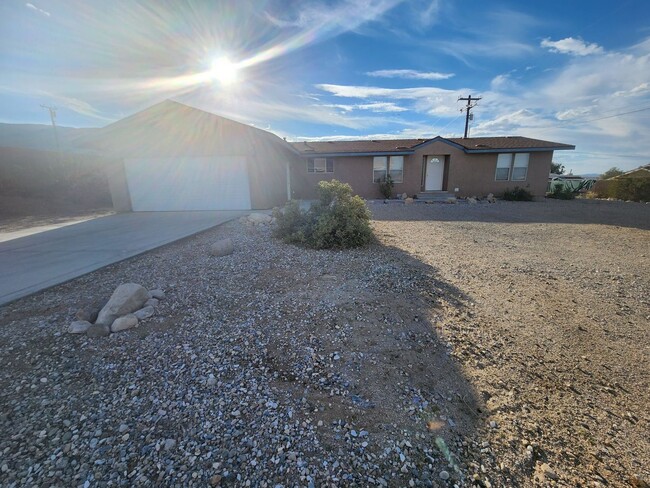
[79,99,299,156]
[292,136,575,157]
[611,163,650,179]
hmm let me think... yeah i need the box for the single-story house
[91,100,574,211]
[90,100,297,212]
[290,136,575,200]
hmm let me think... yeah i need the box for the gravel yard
[0,199,648,487]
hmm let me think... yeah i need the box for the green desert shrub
[378,174,394,199]
[547,183,576,200]
[591,178,650,201]
[273,180,373,249]
[502,186,533,201]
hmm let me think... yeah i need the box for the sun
[209,56,239,86]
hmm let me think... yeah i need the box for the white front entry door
[425,156,445,191]
[124,156,251,211]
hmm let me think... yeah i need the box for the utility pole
[41,104,63,175]
[458,95,481,138]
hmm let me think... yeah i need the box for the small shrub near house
[378,174,394,199]
[547,183,576,200]
[273,180,373,249]
[502,186,534,201]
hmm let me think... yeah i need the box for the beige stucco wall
[291,155,420,199]
[98,121,297,210]
[105,160,132,212]
[292,142,554,200]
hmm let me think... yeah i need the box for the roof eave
[463,145,575,153]
[297,150,414,158]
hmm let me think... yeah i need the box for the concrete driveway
[0,211,246,306]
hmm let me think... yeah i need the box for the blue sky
[1,0,649,174]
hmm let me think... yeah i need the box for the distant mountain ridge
[0,123,98,152]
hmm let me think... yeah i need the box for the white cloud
[322,102,408,113]
[366,69,454,80]
[613,82,650,97]
[316,83,462,100]
[25,2,50,17]
[490,74,513,91]
[264,0,401,31]
[541,37,604,56]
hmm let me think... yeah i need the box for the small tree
[378,174,394,199]
[550,162,565,174]
[601,167,624,180]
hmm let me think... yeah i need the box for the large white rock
[95,283,149,326]
[209,238,234,257]
[148,289,165,300]
[133,306,154,320]
[69,320,92,334]
[87,323,110,338]
[247,213,273,224]
[110,314,138,333]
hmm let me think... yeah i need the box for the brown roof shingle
[291,136,574,155]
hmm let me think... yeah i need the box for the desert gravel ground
[0,198,648,487]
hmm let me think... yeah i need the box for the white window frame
[307,157,334,173]
[373,155,404,183]
[495,153,529,181]
[511,153,529,181]
[373,156,387,183]
[388,156,404,183]
[495,154,511,181]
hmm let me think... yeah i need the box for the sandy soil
[0,199,647,487]
[371,199,649,487]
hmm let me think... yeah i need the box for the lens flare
[210,57,239,86]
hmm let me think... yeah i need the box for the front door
[425,156,445,191]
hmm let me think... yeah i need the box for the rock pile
[240,212,274,226]
[68,283,164,337]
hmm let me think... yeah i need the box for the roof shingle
[291,136,574,155]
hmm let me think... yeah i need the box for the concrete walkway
[0,211,246,306]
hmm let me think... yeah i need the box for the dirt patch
[372,199,649,486]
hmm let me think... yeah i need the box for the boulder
[148,289,165,300]
[446,197,457,204]
[404,197,414,205]
[467,197,478,204]
[87,323,110,338]
[133,306,155,320]
[110,314,138,333]
[247,213,273,224]
[95,283,149,326]
[69,320,92,334]
[486,193,496,203]
[209,238,234,257]
[145,298,159,308]
[74,306,100,324]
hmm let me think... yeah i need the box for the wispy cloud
[366,69,454,80]
[265,0,402,30]
[322,102,408,113]
[25,2,50,17]
[541,37,604,56]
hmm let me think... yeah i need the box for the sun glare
[210,57,239,86]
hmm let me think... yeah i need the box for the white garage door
[124,157,251,211]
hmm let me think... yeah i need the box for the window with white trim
[373,156,387,182]
[373,155,404,183]
[495,154,511,181]
[389,156,404,183]
[307,157,334,173]
[495,153,529,181]
[512,153,529,181]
